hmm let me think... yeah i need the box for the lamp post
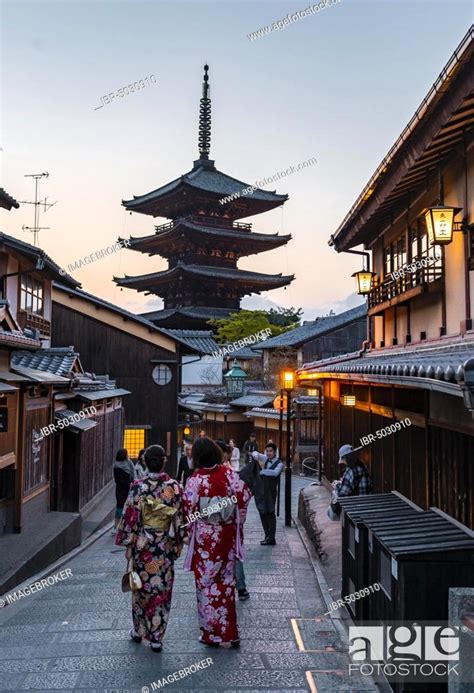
[280,369,295,527]
[224,359,248,398]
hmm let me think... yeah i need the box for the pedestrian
[252,443,283,545]
[199,429,206,438]
[115,445,186,653]
[112,448,135,535]
[216,440,250,602]
[183,437,252,648]
[134,448,147,479]
[229,438,240,472]
[336,444,373,499]
[243,432,258,464]
[177,442,194,487]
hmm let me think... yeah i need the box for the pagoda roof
[122,160,288,220]
[114,263,294,294]
[121,217,291,258]
[141,306,234,329]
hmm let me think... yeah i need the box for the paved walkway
[0,477,376,692]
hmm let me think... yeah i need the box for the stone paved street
[0,478,376,692]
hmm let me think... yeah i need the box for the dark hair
[215,439,231,455]
[192,437,223,468]
[265,442,277,452]
[116,448,128,462]
[250,432,257,437]
[138,448,146,459]
[144,445,166,473]
[345,451,360,468]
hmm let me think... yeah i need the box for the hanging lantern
[423,206,456,246]
[352,270,375,295]
[341,394,356,406]
[183,426,191,436]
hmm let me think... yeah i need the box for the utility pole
[19,172,56,246]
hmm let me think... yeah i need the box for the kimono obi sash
[141,496,178,531]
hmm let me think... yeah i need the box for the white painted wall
[182,354,223,386]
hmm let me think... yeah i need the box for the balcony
[154,215,252,234]
[368,251,444,315]
[17,311,51,337]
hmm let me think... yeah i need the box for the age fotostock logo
[349,624,460,683]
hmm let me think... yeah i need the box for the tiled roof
[226,345,262,358]
[0,232,79,288]
[126,219,291,250]
[53,283,178,345]
[123,163,288,209]
[259,304,367,349]
[299,337,474,396]
[0,189,20,211]
[10,365,70,384]
[244,406,295,420]
[142,306,233,323]
[11,347,80,376]
[230,395,274,408]
[75,388,131,402]
[54,409,98,433]
[0,331,41,348]
[115,263,294,288]
[160,329,220,355]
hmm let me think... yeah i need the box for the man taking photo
[251,443,283,545]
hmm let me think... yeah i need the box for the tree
[265,306,303,329]
[208,310,286,345]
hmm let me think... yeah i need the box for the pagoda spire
[198,64,211,161]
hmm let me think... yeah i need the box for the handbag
[198,495,236,524]
[121,558,142,593]
[141,496,178,530]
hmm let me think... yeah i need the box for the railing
[17,311,51,337]
[368,251,444,310]
[154,214,252,234]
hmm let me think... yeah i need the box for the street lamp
[280,369,295,527]
[224,359,248,398]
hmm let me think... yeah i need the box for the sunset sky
[1,0,472,321]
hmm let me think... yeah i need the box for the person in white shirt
[229,439,240,472]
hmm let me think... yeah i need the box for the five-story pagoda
[115,65,294,330]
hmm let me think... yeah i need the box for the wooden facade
[52,285,180,473]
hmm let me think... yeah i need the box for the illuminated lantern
[352,270,375,295]
[423,206,456,246]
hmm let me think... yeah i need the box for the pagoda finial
[198,64,211,160]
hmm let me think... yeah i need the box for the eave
[330,27,474,252]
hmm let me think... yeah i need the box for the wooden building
[115,65,294,330]
[51,283,180,470]
[259,304,367,373]
[0,231,80,534]
[298,28,474,528]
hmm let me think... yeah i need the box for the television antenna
[19,172,57,246]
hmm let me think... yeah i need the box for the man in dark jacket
[176,443,194,487]
[249,443,283,545]
[243,432,259,464]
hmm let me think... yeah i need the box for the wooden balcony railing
[154,215,252,234]
[368,251,444,311]
[17,311,51,337]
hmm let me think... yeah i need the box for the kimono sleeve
[115,481,141,547]
[172,482,187,551]
[182,473,200,521]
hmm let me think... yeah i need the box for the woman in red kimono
[183,437,251,648]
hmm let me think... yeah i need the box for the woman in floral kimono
[115,445,185,652]
[183,437,252,648]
